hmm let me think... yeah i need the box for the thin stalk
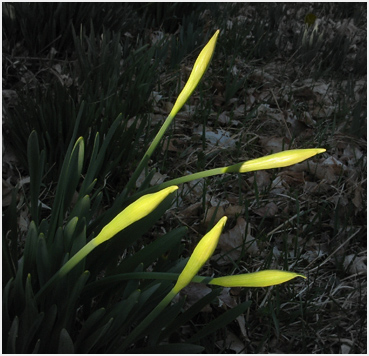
[127,165,231,203]
[123,113,176,196]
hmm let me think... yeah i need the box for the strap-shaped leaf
[47,102,85,240]
[37,304,58,352]
[114,226,187,274]
[13,262,25,311]
[2,278,13,333]
[130,343,205,354]
[122,264,143,300]
[62,137,85,214]
[80,317,114,354]
[36,234,51,287]
[3,187,19,279]
[49,227,64,274]
[74,307,106,349]
[6,316,19,353]
[146,297,186,347]
[188,300,252,343]
[27,130,45,224]
[98,290,141,353]
[22,274,38,328]
[58,271,90,331]
[78,113,125,204]
[22,221,39,282]
[20,311,44,353]
[3,231,16,282]
[63,216,78,252]
[58,328,74,353]
[68,218,87,282]
[68,194,91,224]
[159,287,222,342]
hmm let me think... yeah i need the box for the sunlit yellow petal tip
[209,270,306,288]
[93,186,178,246]
[169,30,220,118]
[172,215,227,294]
[234,148,326,173]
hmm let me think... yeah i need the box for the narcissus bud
[169,30,220,118]
[226,148,326,173]
[209,270,306,288]
[94,186,178,245]
[172,216,227,294]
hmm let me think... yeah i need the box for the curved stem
[127,166,228,203]
[123,113,176,196]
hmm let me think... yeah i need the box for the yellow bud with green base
[209,270,306,288]
[94,185,179,245]
[169,30,220,118]
[172,216,227,294]
[226,148,326,173]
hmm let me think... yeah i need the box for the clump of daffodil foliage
[3,29,325,353]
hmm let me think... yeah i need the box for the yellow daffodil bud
[226,148,326,173]
[172,216,227,294]
[93,186,178,246]
[169,30,220,118]
[209,270,306,288]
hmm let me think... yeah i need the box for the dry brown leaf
[215,331,245,353]
[177,283,213,312]
[352,184,363,213]
[2,178,14,207]
[247,170,272,190]
[293,85,315,100]
[249,69,275,85]
[277,170,305,186]
[290,161,338,184]
[344,254,366,274]
[233,104,246,118]
[204,206,225,225]
[259,136,289,153]
[218,288,247,338]
[218,287,237,308]
[341,144,364,167]
[218,111,231,125]
[210,196,229,207]
[135,170,168,188]
[224,205,244,216]
[311,105,335,118]
[253,202,278,218]
[180,201,203,220]
[213,217,258,265]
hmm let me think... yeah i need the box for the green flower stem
[123,113,176,196]
[119,288,177,352]
[35,240,97,301]
[127,166,227,203]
